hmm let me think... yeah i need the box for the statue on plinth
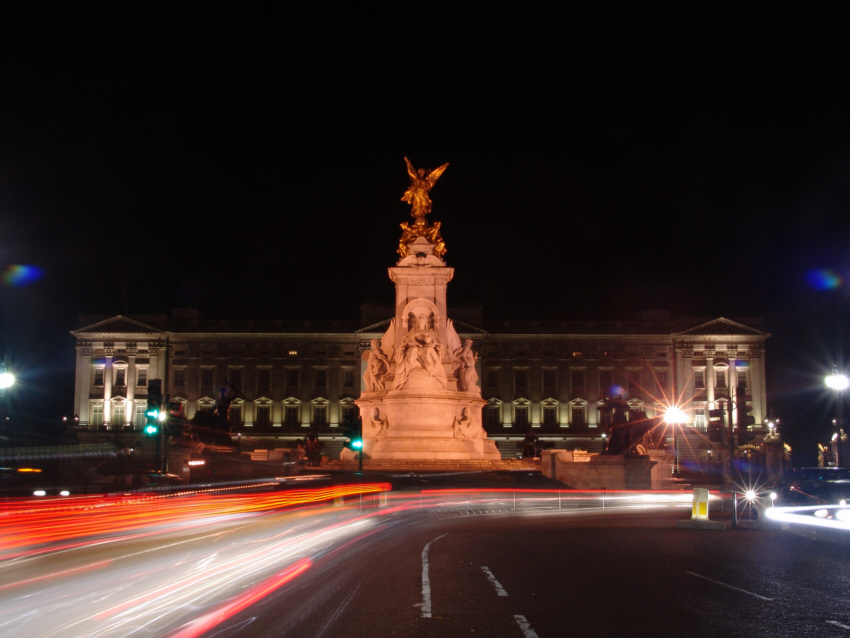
[398,221,447,258]
[398,157,449,259]
[363,339,390,392]
[394,315,447,389]
[401,157,449,224]
[454,339,479,392]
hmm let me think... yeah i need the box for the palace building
[70,159,771,461]
[71,307,769,459]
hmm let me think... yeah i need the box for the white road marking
[420,533,448,618]
[827,620,850,630]
[685,571,774,601]
[514,614,539,638]
[481,566,508,597]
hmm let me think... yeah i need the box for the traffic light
[344,415,363,450]
[737,386,755,444]
[708,407,724,442]
[145,379,162,437]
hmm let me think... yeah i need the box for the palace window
[90,403,103,427]
[315,369,327,392]
[257,368,271,395]
[255,403,271,428]
[514,404,529,429]
[201,368,214,393]
[570,403,586,428]
[112,402,125,426]
[570,369,585,397]
[313,404,327,427]
[543,369,556,397]
[93,368,105,387]
[485,402,501,428]
[543,403,558,429]
[599,369,613,397]
[514,369,528,394]
[693,407,706,431]
[137,368,148,388]
[693,369,705,389]
[284,403,300,428]
[654,370,667,394]
[287,369,299,391]
[134,404,145,428]
[737,368,749,390]
[341,401,356,424]
[114,368,126,387]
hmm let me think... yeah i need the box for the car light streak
[167,558,312,638]
[1,509,377,637]
[0,485,697,637]
[0,483,390,558]
[766,504,850,530]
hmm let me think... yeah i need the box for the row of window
[93,364,748,399]
[88,398,751,433]
[91,366,357,393]
[92,367,148,388]
[87,399,357,429]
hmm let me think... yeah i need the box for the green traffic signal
[144,423,159,436]
[351,439,363,449]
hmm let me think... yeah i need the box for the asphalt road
[218,507,850,638]
[3,479,850,637]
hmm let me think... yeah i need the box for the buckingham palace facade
[70,307,769,454]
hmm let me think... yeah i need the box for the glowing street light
[0,369,14,389]
[826,370,848,467]
[665,406,686,478]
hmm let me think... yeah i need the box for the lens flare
[805,268,842,290]
[2,264,43,287]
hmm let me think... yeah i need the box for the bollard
[677,487,725,530]
[692,487,710,520]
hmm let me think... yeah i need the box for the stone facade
[70,309,770,458]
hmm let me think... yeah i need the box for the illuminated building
[70,308,769,457]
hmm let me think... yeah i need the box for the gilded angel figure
[401,157,449,223]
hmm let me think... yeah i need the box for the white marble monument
[353,158,501,460]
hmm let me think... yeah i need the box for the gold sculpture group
[398,157,449,258]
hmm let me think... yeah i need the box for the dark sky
[2,3,850,452]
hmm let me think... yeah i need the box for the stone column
[104,355,113,427]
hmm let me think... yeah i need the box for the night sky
[3,4,850,458]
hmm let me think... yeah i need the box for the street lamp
[0,366,14,437]
[825,371,848,467]
[665,406,686,478]
[0,369,14,390]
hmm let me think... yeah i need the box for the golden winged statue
[401,157,449,225]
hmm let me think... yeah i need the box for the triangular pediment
[356,318,392,334]
[675,317,769,338]
[72,315,167,336]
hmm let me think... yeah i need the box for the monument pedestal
[351,160,501,463]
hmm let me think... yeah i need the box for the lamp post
[665,406,686,478]
[0,367,14,436]
[825,371,848,467]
